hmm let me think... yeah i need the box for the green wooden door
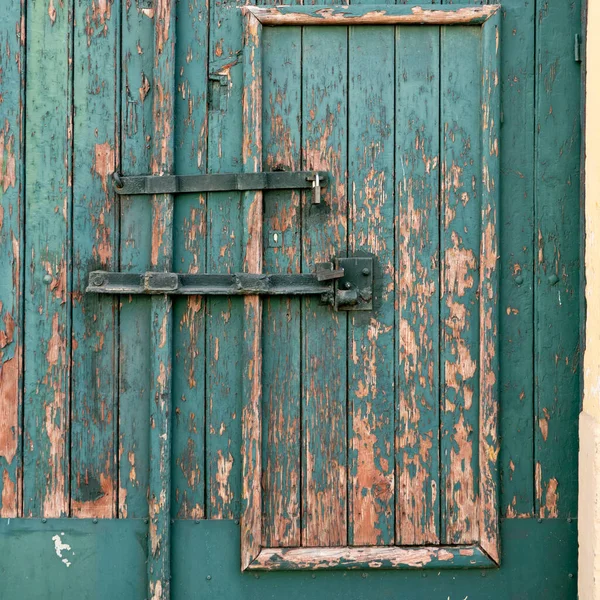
[0,0,582,598]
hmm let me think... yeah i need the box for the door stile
[478,9,500,563]
[241,9,264,572]
[148,1,176,598]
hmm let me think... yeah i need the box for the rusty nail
[548,274,559,286]
[43,274,53,285]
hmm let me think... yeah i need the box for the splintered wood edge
[247,545,497,570]
[242,5,500,26]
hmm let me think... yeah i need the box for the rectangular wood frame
[240,3,501,572]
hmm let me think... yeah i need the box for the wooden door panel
[241,4,500,571]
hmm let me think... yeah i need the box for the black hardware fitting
[111,171,329,196]
[87,257,373,311]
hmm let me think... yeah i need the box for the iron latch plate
[335,257,373,311]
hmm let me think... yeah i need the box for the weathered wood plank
[498,1,536,519]
[534,0,581,519]
[301,26,348,547]
[395,25,441,546]
[261,25,302,548]
[70,0,119,519]
[147,0,176,596]
[23,0,73,518]
[0,0,24,517]
[439,26,481,545]
[205,0,245,520]
[171,0,208,521]
[118,0,154,520]
[347,25,395,546]
[245,5,499,25]
[478,11,501,563]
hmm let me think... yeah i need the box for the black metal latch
[112,170,329,205]
[87,257,373,311]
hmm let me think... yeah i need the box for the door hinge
[575,33,582,63]
[87,257,374,311]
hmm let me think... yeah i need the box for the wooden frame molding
[240,4,501,572]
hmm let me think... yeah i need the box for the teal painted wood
[498,0,536,519]
[0,0,24,517]
[439,26,482,545]
[171,0,209,520]
[301,26,348,547]
[23,0,72,518]
[261,25,302,548]
[394,25,441,545]
[205,0,246,520]
[118,0,154,519]
[534,0,582,519]
[70,0,119,519]
[147,0,177,596]
[347,25,395,546]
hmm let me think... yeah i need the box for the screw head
[90,273,106,287]
[515,275,524,285]
[41,518,47,524]
[362,268,370,276]
[344,282,352,290]
[548,274,559,286]
[206,575,212,581]
[93,517,98,524]
[569,573,574,579]
[362,573,367,579]
[43,274,53,285]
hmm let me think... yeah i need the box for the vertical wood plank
[440,26,481,545]
[171,0,208,521]
[301,26,348,547]
[498,1,536,519]
[395,25,441,546]
[148,0,176,597]
[205,0,245,520]
[240,11,263,570]
[70,0,119,519]
[347,25,395,546]
[534,0,581,519]
[23,0,73,518]
[118,0,154,520]
[261,25,302,548]
[479,12,500,563]
[0,0,24,517]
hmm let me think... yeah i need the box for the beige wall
[581,1,600,596]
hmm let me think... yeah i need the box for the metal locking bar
[87,257,374,311]
[112,170,329,196]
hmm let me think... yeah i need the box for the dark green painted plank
[23,0,72,518]
[70,0,120,519]
[0,0,24,517]
[205,0,246,520]
[395,25,441,545]
[261,25,302,548]
[172,0,209,520]
[301,26,348,547]
[118,0,154,519]
[0,519,147,599]
[498,1,536,519]
[347,25,395,546]
[534,0,581,519]
[439,26,482,544]
[171,518,577,598]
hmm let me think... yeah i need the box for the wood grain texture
[534,0,581,520]
[171,0,209,521]
[23,0,73,518]
[118,0,154,520]
[261,25,302,548]
[395,25,441,546]
[440,26,481,545]
[0,0,24,517]
[301,26,348,547]
[70,0,119,519]
[347,25,395,546]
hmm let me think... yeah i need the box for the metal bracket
[87,257,374,311]
[111,171,329,196]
